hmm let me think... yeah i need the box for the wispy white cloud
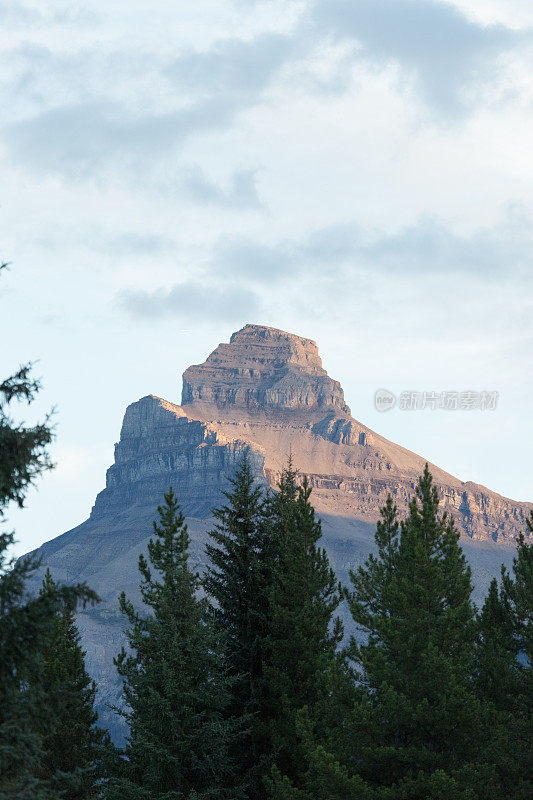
[2,32,296,180]
[3,0,531,189]
[311,0,530,113]
[208,207,533,283]
[4,98,240,178]
[0,1,97,27]
[164,33,293,96]
[117,281,261,321]
[182,166,263,209]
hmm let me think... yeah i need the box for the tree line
[0,364,531,800]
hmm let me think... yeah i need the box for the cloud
[117,281,261,322]
[165,33,293,97]
[208,208,533,282]
[311,0,522,113]
[99,233,177,257]
[210,224,363,283]
[183,166,263,209]
[3,98,240,178]
[211,237,292,281]
[0,2,95,26]
[6,3,522,188]
[0,2,38,23]
[359,211,533,275]
[3,33,294,180]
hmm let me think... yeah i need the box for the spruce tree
[501,517,533,797]
[204,452,270,800]
[269,497,402,800]
[0,355,96,800]
[268,706,372,800]
[266,466,343,794]
[343,466,494,798]
[267,654,372,800]
[36,569,107,799]
[108,488,240,800]
[476,514,532,798]
[501,512,532,672]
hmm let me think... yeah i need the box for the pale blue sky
[2,0,532,556]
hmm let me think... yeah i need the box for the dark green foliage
[267,498,401,800]
[0,364,54,511]
[204,452,271,799]
[265,465,343,794]
[502,512,533,668]
[36,569,107,799]
[267,666,372,800]
[333,465,495,798]
[476,514,533,798]
[268,707,372,800]
[206,457,343,798]
[109,488,240,800]
[0,356,97,799]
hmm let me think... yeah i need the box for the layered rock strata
[182,324,350,414]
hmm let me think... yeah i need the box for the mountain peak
[181,322,350,415]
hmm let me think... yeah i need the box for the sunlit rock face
[182,323,350,415]
[27,323,532,741]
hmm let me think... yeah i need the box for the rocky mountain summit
[182,323,350,414]
[28,323,532,739]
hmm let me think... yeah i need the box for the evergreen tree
[270,497,402,800]
[108,488,240,800]
[0,351,96,799]
[342,466,494,798]
[266,465,343,794]
[501,511,532,672]
[501,516,533,796]
[206,457,343,798]
[267,662,371,800]
[36,569,107,799]
[476,514,533,798]
[204,452,271,799]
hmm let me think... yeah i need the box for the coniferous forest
[1,356,532,799]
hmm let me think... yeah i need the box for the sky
[1,0,532,557]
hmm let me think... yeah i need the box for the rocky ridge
[88,322,530,543]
